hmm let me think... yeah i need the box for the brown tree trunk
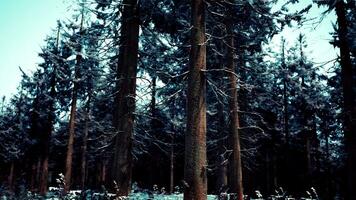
[64,63,79,194]
[39,23,61,195]
[39,151,49,195]
[184,0,207,199]
[8,161,15,192]
[36,158,42,188]
[30,158,42,192]
[101,160,107,185]
[112,0,140,196]
[81,97,90,190]
[64,14,84,193]
[226,15,243,200]
[335,1,356,200]
[184,0,207,200]
[30,160,37,192]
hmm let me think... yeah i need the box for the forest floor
[0,191,318,200]
[0,187,319,200]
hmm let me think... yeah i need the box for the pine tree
[225,3,243,199]
[184,0,207,199]
[112,0,140,196]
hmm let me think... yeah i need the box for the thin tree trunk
[112,0,140,196]
[64,14,84,193]
[306,135,312,177]
[101,160,106,185]
[64,64,79,193]
[8,161,15,192]
[324,127,331,200]
[281,38,290,190]
[281,38,289,145]
[30,160,37,192]
[266,152,271,193]
[299,38,313,186]
[226,13,243,200]
[81,97,90,190]
[335,2,356,200]
[36,158,42,188]
[216,101,227,193]
[170,134,174,194]
[184,0,207,199]
[271,120,278,190]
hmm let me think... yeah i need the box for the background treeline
[0,0,355,199]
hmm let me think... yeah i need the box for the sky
[0,0,338,99]
[0,0,70,98]
[270,0,338,66]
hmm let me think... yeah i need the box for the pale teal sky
[270,0,338,67]
[0,0,70,98]
[0,0,338,98]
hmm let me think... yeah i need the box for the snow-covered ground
[0,187,319,200]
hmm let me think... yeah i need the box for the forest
[0,0,355,199]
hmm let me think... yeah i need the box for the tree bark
[8,161,15,192]
[281,38,289,146]
[226,14,243,200]
[36,158,42,188]
[216,99,227,193]
[39,26,60,195]
[64,59,79,194]
[335,1,356,200]
[112,0,140,196]
[39,149,49,195]
[101,160,107,185]
[64,14,84,193]
[30,160,37,192]
[184,0,207,199]
[81,97,90,190]
[170,133,174,194]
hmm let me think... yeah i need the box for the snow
[1,191,219,200]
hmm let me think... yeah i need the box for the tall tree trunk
[81,96,91,190]
[112,0,140,196]
[281,38,289,146]
[8,161,15,192]
[30,160,37,192]
[324,126,331,200]
[281,38,291,190]
[335,1,356,200]
[40,23,61,195]
[170,133,174,194]
[216,99,227,193]
[64,14,84,193]
[299,37,313,186]
[36,158,42,188]
[226,14,243,200]
[170,98,177,194]
[266,151,271,193]
[184,0,207,199]
[39,148,49,195]
[101,160,107,185]
[64,57,79,194]
[271,119,278,190]
[306,134,312,177]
